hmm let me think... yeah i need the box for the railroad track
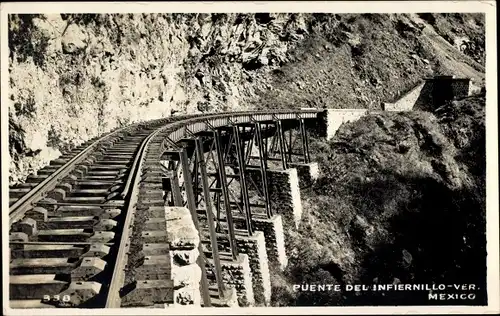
[8,116,182,308]
[8,109,322,309]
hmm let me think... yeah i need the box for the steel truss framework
[159,117,312,303]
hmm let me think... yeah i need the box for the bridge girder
[157,113,317,303]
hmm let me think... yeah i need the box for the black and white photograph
[1,1,498,315]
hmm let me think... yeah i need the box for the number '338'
[43,295,70,302]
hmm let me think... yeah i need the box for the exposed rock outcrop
[8,13,486,185]
[8,13,310,183]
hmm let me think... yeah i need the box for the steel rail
[104,123,164,308]
[103,111,223,307]
[7,113,201,226]
[8,124,141,225]
[8,109,323,308]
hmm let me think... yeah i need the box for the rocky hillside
[417,13,486,65]
[7,11,487,308]
[272,94,487,306]
[8,13,485,183]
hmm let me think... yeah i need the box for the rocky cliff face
[8,13,310,183]
[8,13,485,184]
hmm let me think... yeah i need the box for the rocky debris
[395,18,424,37]
[172,249,199,265]
[324,111,466,189]
[417,13,485,65]
[171,264,201,288]
[62,23,87,54]
[175,290,196,305]
[401,249,413,267]
[250,12,485,111]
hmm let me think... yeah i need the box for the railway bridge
[8,108,367,308]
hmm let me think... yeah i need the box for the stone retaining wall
[451,79,472,98]
[384,77,473,112]
[318,109,368,140]
[384,81,426,112]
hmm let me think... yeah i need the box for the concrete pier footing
[289,162,319,188]
[252,215,287,271]
[267,168,303,230]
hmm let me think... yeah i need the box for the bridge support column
[161,149,216,307]
[252,215,287,271]
[267,168,303,230]
[213,213,288,273]
[289,162,319,189]
[246,167,302,255]
[234,231,271,306]
[205,254,252,307]
[246,168,303,230]
[200,229,270,306]
[166,206,202,306]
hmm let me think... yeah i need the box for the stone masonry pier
[205,254,253,307]
[155,110,338,308]
[289,162,319,189]
[200,229,271,306]
[165,207,202,306]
